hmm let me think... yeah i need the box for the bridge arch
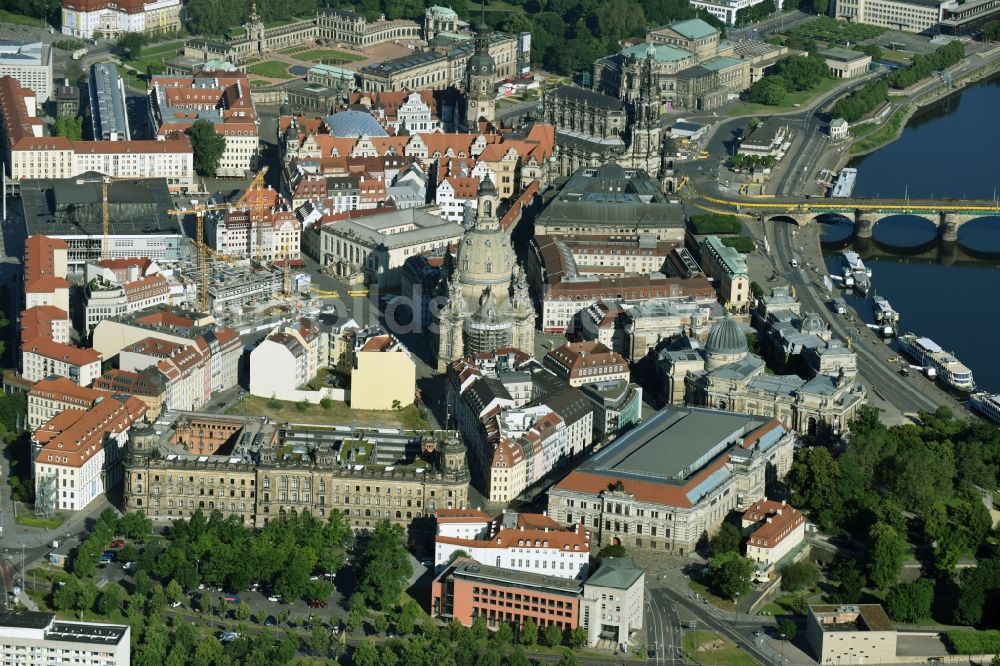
[957,215,1000,257]
[870,214,940,250]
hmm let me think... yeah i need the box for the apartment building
[148,73,259,177]
[434,510,590,578]
[742,498,805,568]
[249,319,330,398]
[349,327,416,411]
[84,273,170,331]
[33,394,147,511]
[27,376,112,430]
[435,176,480,223]
[0,41,52,103]
[93,368,167,420]
[543,341,630,388]
[20,306,70,345]
[0,611,130,665]
[1,76,194,188]
[579,557,645,648]
[205,189,301,263]
[22,235,69,314]
[21,338,102,387]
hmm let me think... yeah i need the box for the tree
[709,522,742,556]
[373,612,390,635]
[556,649,580,666]
[781,560,819,593]
[120,511,152,540]
[984,20,1000,41]
[186,119,226,177]
[885,579,934,623]
[814,0,829,14]
[165,579,184,605]
[778,619,797,642]
[520,618,538,646]
[97,581,125,615]
[508,647,532,666]
[52,577,81,611]
[595,544,626,561]
[746,77,786,105]
[354,521,413,610]
[594,0,646,42]
[570,626,588,649]
[448,549,471,564]
[354,637,379,666]
[397,600,419,636]
[345,607,364,632]
[53,116,83,140]
[65,61,85,84]
[867,523,906,591]
[235,600,251,622]
[708,551,755,601]
[544,622,563,647]
[118,33,149,60]
[311,624,331,657]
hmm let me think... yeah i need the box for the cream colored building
[250,319,330,398]
[741,498,805,568]
[0,612,130,666]
[21,339,102,387]
[580,557,645,648]
[349,329,416,410]
[820,47,872,78]
[835,0,941,32]
[700,235,751,310]
[806,605,897,665]
[91,309,216,358]
[27,376,112,430]
[61,0,182,39]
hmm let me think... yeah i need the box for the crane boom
[101,177,110,260]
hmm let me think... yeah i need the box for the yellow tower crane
[168,174,268,311]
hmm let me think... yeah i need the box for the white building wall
[434,538,589,578]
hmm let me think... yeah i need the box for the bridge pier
[940,212,960,242]
[854,210,875,238]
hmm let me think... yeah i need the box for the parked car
[223,595,241,604]
[170,601,182,608]
[268,595,281,602]
[264,616,277,626]
[109,539,125,549]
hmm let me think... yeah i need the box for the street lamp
[780,632,787,666]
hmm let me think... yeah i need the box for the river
[820,72,1000,393]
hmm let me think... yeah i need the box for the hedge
[721,236,756,254]
[944,630,1000,654]
[690,214,742,235]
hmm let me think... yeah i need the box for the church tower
[464,21,497,130]
[628,44,663,176]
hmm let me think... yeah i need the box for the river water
[819,73,1000,393]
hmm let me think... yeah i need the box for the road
[765,217,943,413]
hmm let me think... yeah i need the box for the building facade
[806,605,896,665]
[61,0,182,39]
[547,406,796,554]
[123,417,472,531]
[0,41,52,103]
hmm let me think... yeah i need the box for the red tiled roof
[21,338,101,366]
[436,508,492,523]
[21,306,68,343]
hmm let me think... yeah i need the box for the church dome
[706,316,747,356]
[456,223,515,289]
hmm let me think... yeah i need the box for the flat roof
[820,47,867,62]
[586,407,754,480]
[20,173,181,237]
[450,560,584,594]
[48,620,129,645]
[0,40,48,67]
[810,604,894,632]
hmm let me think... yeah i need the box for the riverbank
[826,50,1000,172]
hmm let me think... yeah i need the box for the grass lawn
[724,76,842,116]
[787,16,885,44]
[141,40,185,58]
[16,512,66,529]
[0,9,47,26]
[879,49,913,64]
[293,49,365,63]
[229,395,430,429]
[683,630,759,666]
[688,579,737,612]
[246,60,294,79]
[760,592,809,616]
[250,79,273,88]
[850,108,907,154]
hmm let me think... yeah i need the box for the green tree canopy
[186,119,227,177]
[708,551,755,601]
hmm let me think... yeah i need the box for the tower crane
[167,167,270,311]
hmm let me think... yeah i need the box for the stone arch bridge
[699,194,1000,242]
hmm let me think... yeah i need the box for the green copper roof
[587,557,644,590]
[622,42,694,62]
[701,56,745,71]
[669,18,719,40]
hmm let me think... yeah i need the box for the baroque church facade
[435,179,535,371]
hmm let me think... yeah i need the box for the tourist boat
[872,295,899,323]
[830,168,857,198]
[841,250,872,278]
[840,268,854,288]
[897,333,976,392]
[970,392,1000,426]
[853,272,870,295]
